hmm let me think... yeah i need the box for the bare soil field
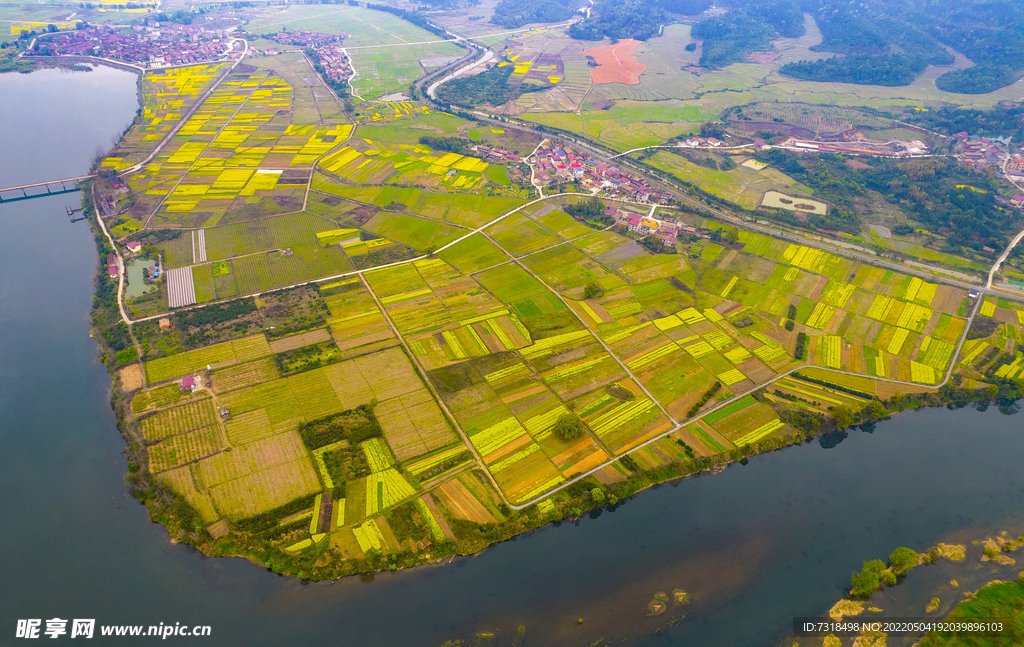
[585,40,646,85]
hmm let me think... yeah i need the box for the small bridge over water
[0,175,96,204]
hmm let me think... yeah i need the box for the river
[1,66,1023,647]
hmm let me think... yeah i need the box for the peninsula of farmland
[70,0,1024,581]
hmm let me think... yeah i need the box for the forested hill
[692,0,804,69]
[566,0,1024,93]
[777,0,1024,93]
[568,0,802,56]
[567,0,667,41]
[491,0,582,29]
[756,149,1020,252]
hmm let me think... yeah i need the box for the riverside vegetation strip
[57,1,1024,580]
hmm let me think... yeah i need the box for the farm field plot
[105,63,228,171]
[584,40,646,85]
[361,212,463,252]
[124,65,355,229]
[702,396,786,446]
[437,234,507,274]
[521,244,626,297]
[160,211,358,285]
[486,213,562,257]
[525,99,712,151]
[312,176,527,228]
[321,278,398,356]
[248,5,442,48]
[646,151,812,210]
[348,41,464,100]
[726,102,894,137]
[318,138,497,193]
[701,238,969,383]
[197,431,322,520]
[140,397,219,443]
[375,389,456,462]
[145,334,272,384]
[252,52,345,125]
[533,208,597,240]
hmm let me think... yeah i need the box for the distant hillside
[567,0,1024,92]
[491,0,581,29]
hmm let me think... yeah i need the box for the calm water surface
[1,67,1023,647]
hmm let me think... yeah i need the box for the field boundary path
[359,275,513,507]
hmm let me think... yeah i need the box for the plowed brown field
[584,39,646,84]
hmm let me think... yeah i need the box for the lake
[1,65,1022,647]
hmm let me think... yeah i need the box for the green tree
[850,559,888,596]
[850,569,880,597]
[865,400,887,418]
[583,281,604,300]
[889,547,919,575]
[553,413,586,442]
[590,488,606,504]
[833,405,854,429]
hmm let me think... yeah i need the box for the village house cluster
[26,23,231,66]
[311,45,352,87]
[470,143,521,163]
[606,206,704,247]
[272,30,345,48]
[954,132,1011,171]
[675,135,725,148]
[529,143,670,203]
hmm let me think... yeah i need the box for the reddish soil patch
[845,159,872,170]
[584,39,646,85]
